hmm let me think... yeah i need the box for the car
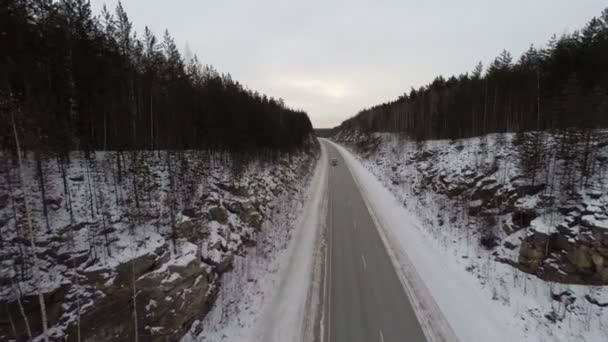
[331,158,338,166]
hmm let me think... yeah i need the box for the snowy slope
[0,147,319,341]
[184,142,328,342]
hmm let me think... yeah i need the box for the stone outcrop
[67,249,211,342]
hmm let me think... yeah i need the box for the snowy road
[322,140,427,342]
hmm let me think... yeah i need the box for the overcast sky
[90,0,606,128]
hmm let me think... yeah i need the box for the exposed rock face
[335,129,608,285]
[0,147,319,341]
[67,249,211,342]
[516,223,608,284]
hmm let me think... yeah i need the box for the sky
[90,0,606,128]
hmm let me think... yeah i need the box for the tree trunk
[11,110,50,342]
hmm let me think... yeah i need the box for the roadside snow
[183,143,327,342]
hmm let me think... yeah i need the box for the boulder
[209,206,228,224]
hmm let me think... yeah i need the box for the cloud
[275,77,350,100]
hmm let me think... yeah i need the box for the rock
[415,150,434,161]
[512,208,538,228]
[176,220,199,242]
[516,184,546,197]
[556,223,576,237]
[597,247,608,258]
[209,206,228,224]
[592,227,608,246]
[216,254,234,274]
[592,253,604,269]
[503,240,517,250]
[582,215,608,230]
[518,236,546,272]
[71,256,210,342]
[44,196,63,210]
[584,204,602,215]
[588,190,603,199]
[182,207,199,218]
[238,204,262,229]
[554,234,573,252]
[601,268,608,283]
[480,234,499,250]
[568,244,593,273]
[551,290,576,306]
[446,185,466,198]
[226,199,253,214]
[558,205,578,215]
[69,175,84,182]
[216,182,249,197]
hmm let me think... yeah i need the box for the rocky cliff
[0,146,319,341]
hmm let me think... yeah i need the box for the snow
[0,148,320,341]
[327,137,608,342]
[530,217,555,235]
[182,143,326,342]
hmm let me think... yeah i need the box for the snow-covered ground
[329,134,608,342]
[183,143,328,342]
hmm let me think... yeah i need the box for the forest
[338,7,608,140]
[0,0,314,155]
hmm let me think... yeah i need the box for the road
[322,140,427,342]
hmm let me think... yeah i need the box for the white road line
[379,330,385,342]
[361,254,367,270]
[326,157,333,342]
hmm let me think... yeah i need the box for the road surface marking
[361,254,367,270]
[327,180,333,342]
[379,330,385,342]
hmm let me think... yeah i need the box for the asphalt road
[322,141,427,342]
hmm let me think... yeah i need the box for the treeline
[0,0,313,154]
[339,8,608,140]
